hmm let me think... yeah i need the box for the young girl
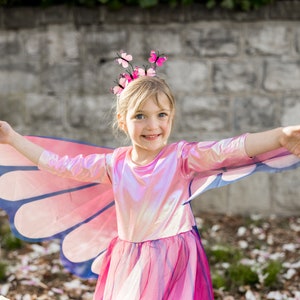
[1,51,300,299]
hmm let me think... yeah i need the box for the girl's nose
[146,117,158,130]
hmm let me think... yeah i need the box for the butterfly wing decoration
[186,147,300,203]
[1,136,300,279]
[116,52,133,68]
[0,136,116,279]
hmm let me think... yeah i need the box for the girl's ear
[117,114,127,132]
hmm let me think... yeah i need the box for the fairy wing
[186,148,300,203]
[1,137,300,278]
[0,136,116,279]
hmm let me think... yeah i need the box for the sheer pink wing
[186,148,300,203]
[0,136,116,278]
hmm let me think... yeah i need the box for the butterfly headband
[111,50,168,95]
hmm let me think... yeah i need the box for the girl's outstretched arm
[245,126,300,157]
[0,120,44,165]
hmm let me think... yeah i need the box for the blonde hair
[113,76,175,136]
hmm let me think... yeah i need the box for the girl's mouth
[142,134,161,140]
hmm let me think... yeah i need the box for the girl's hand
[0,120,44,164]
[280,125,300,157]
[0,120,15,144]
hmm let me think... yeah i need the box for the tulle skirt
[93,227,214,300]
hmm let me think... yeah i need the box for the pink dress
[38,135,250,300]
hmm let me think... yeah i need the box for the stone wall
[0,2,300,215]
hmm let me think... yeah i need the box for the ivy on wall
[0,0,275,11]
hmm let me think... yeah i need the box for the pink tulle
[93,228,214,300]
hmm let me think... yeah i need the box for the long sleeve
[180,134,251,177]
[38,150,111,184]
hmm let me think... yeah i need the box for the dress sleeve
[38,150,111,184]
[181,133,252,177]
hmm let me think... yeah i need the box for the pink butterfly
[137,67,156,77]
[148,50,167,67]
[112,76,128,95]
[124,69,139,83]
[116,52,133,68]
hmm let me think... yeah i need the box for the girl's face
[121,93,174,165]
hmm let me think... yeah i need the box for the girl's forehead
[135,94,172,111]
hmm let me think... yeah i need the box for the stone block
[25,93,63,123]
[41,63,81,95]
[46,25,80,65]
[82,58,119,96]
[272,170,300,215]
[20,29,45,63]
[0,31,20,57]
[146,5,186,24]
[245,25,290,56]
[184,25,239,57]
[191,186,230,216]
[296,27,300,54]
[166,60,209,94]
[131,29,182,57]
[213,61,259,92]
[269,1,300,20]
[104,6,149,24]
[29,121,65,138]
[191,3,271,22]
[233,95,279,132]
[264,60,300,92]
[98,60,120,95]
[68,94,112,132]
[0,67,39,96]
[3,7,38,29]
[227,173,271,215]
[40,5,73,25]
[82,30,127,59]
[180,95,230,132]
[0,95,26,125]
[281,95,300,126]
[73,6,101,25]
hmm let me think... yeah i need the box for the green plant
[0,262,7,282]
[263,260,282,287]
[207,245,242,264]
[0,218,23,250]
[228,263,259,286]
[0,0,277,11]
[2,232,23,250]
[212,271,227,289]
[207,244,260,290]
[206,0,273,11]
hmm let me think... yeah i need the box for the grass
[198,213,291,294]
[0,217,23,250]
[0,261,7,282]
[207,244,260,290]
[206,238,283,292]
[228,263,259,286]
[0,218,23,282]
[2,233,23,250]
[205,241,284,292]
[263,260,282,288]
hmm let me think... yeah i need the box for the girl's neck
[130,146,166,166]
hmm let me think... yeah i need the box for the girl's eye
[159,112,168,118]
[135,114,145,120]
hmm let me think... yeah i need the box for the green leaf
[206,0,216,9]
[139,0,158,8]
[221,0,235,9]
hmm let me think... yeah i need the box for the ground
[0,211,299,300]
